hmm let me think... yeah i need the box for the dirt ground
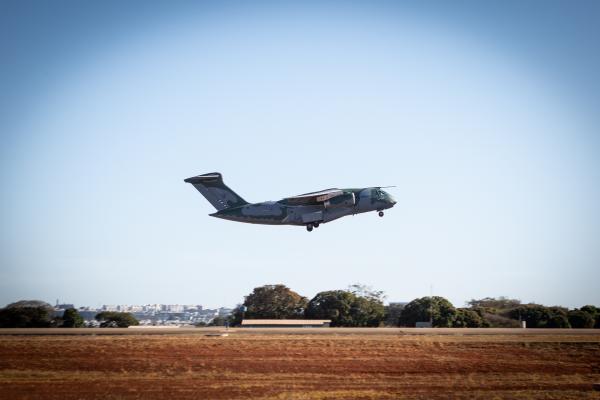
[1,331,599,399]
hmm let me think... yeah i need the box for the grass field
[1,329,599,399]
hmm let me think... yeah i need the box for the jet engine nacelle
[324,193,355,209]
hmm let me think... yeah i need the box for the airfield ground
[0,328,599,399]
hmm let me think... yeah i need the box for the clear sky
[1,1,599,309]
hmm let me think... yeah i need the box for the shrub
[95,312,139,328]
[568,310,594,329]
[453,308,485,328]
[399,296,456,327]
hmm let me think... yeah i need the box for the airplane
[184,172,396,232]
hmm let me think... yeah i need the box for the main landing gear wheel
[313,222,320,228]
[306,224,314,232]
[378,211,384,217]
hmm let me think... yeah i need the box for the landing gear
[378,211,384,217]
[306,222,320,232]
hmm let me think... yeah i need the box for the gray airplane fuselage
[211,187,395,226]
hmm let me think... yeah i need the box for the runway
[1,327,599,336]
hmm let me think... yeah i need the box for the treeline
[0,301,139,328]
[219,285,600,329]
[2,288,599,329]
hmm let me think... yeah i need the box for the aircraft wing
[284,189,344,205]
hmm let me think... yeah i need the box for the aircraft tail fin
[184,172,248,211]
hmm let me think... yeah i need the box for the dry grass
[0,332,599,399]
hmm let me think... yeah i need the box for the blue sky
[1,1,599,309]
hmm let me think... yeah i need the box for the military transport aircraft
[184,172,396,232]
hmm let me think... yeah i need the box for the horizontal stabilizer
[184,173,222,184]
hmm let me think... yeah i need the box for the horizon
[2,290,596,311]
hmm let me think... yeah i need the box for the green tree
[62,308,84,328]
[568,310,595,329]
[305,290,355,326]
[209,316,228,326]
[453,308,485,327]
[229,305,245,326]
[348,284,385,326]
[348,284,385,303]
[349,295,384,327]
[546,314,570,328]
[384,303,406,327]
[240,284,308,320]
[467,297,521,311]
[305,289,384,327]
[580,305,599,318]
[95,312,139,328]
[0,300,54,328]
[579,305,599,328]
[548,306,569,318]
[509,305,553,328]
[399,296,456,327]
[478,312,520,328]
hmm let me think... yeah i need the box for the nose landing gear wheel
[306,224,314,232]
[378,211,384,217]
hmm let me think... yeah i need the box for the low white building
[241,319,331,328]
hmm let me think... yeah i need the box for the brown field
[1,329,599,399]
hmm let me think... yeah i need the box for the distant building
[415,321,432,328]
[55,300,71,308]
[218,307,233,316]
[241,319,331,328]
[52,302,223,325]
[166,304,184,313]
